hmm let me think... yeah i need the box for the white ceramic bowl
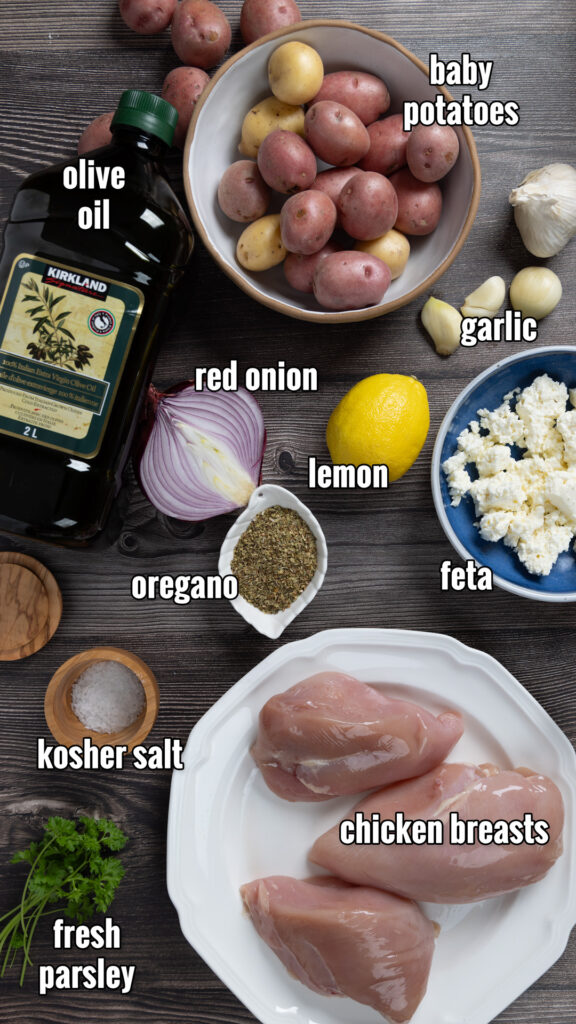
[218,484,327,638]
[432,347,576,602]
[184,19,481,323]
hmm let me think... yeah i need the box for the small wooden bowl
[44,647,159,752]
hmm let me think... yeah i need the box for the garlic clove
[461,276,506,318]
[509,267,562,320]
[509,163,576,258]
[421,297,462,356]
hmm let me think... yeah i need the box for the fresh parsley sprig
[0,816,128,985]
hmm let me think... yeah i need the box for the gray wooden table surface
[1,1,575,1021]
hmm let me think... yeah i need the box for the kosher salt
[71,661,145,733]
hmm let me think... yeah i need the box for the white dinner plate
[167,628,576,1024]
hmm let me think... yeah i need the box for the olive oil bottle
[0,90,193,544]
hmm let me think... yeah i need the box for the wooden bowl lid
[0,552,62,660]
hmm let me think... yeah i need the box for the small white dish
[218,484,328,639]
[167,628,576,1024]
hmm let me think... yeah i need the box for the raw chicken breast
[310,762,564,903]
[240,874,436,1022]
[251,671,463,801]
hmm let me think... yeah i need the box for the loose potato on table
[240,0,302,44]
[284,240,339,293]
[305,101,370,167]
[118,0,176,34]
[280,190,337,255]
[310,71,390,125]
[268,41,324,105]
[78,111,114,155]
[237,213,286,270]
[337,172,398,240]
[356,228,410,280]
[359,114,410,175]
[390,168,442,236]
[406,123,460,182]
[257,130,317,193]
[313,251,391,310]
[218,160,270,222]
[239,96,305,158]
[171,0,231,69]
[161,66,209,147]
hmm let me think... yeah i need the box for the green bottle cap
[111,90,178,147]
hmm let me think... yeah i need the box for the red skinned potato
[161,66,209,147]
[78,112,114,155]
[171,0,231,69]
[284,240,340,293]
[240,0,302,44]
[310,71,390,126]
[257,130,317,194]
[390,168,442,236]
[359,114,410,175]
[313,166,363,206]
[119,0,176,34]
[406,123,460,182]
[280,190,337,255]
[337,172,398,240]
[218,160,270,222]
[314,251,391,310]
[305,101,370,167]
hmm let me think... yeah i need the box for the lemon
[326,373,430,482]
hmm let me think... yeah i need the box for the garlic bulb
[509,163,576,258]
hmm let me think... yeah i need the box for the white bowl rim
[183,18,482,324]
[431,345,576,603]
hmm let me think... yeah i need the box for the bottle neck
[110,125,169,159]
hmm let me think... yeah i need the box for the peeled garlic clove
[461,276,506,318]
[421,297,462,356]
[509,267,562,320]
[509,163,576,258]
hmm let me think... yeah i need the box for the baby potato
[337,171,398,241]
[284,240,339,293]
[161,66,210,147]
[356,229,410,280]
[237,213,286,270]
[313,251,391,310]
[118,0,176,34]
[257,130,317,194]
[240,0,302,44]
[280,190,337,255]
[268,42,324,106]
[78,111,114,155]
[406,124,460,182]
[305,101,370,167]
[218,160,270,222]
[390,169,442,236]
[310,71,390,126]
[171,0,231,69]
[359,114,410,175]
[239,96,305,158]
[313,166,363,205]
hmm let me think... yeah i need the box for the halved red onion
[137,383,265,520]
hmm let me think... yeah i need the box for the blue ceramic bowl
[431,347,576,602]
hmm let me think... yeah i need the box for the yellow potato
[236,214,287,271]
[355,229,410,280]
[268,42,324,106]
[239,96,305,158]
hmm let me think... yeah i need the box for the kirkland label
[0,254,143,457]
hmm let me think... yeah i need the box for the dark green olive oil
[0,91,193,544]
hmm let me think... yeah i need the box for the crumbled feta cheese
[442,373,576,576]
[442,451,471,506]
